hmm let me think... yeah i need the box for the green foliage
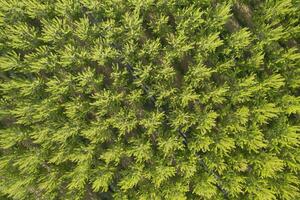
[0,0,299,199]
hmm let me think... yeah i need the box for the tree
[0,0,299,199]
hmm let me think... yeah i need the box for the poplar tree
[0,0,299,199]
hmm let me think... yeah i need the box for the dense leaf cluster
[0,0,299,199]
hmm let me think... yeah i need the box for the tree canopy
[0,0,299,199]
